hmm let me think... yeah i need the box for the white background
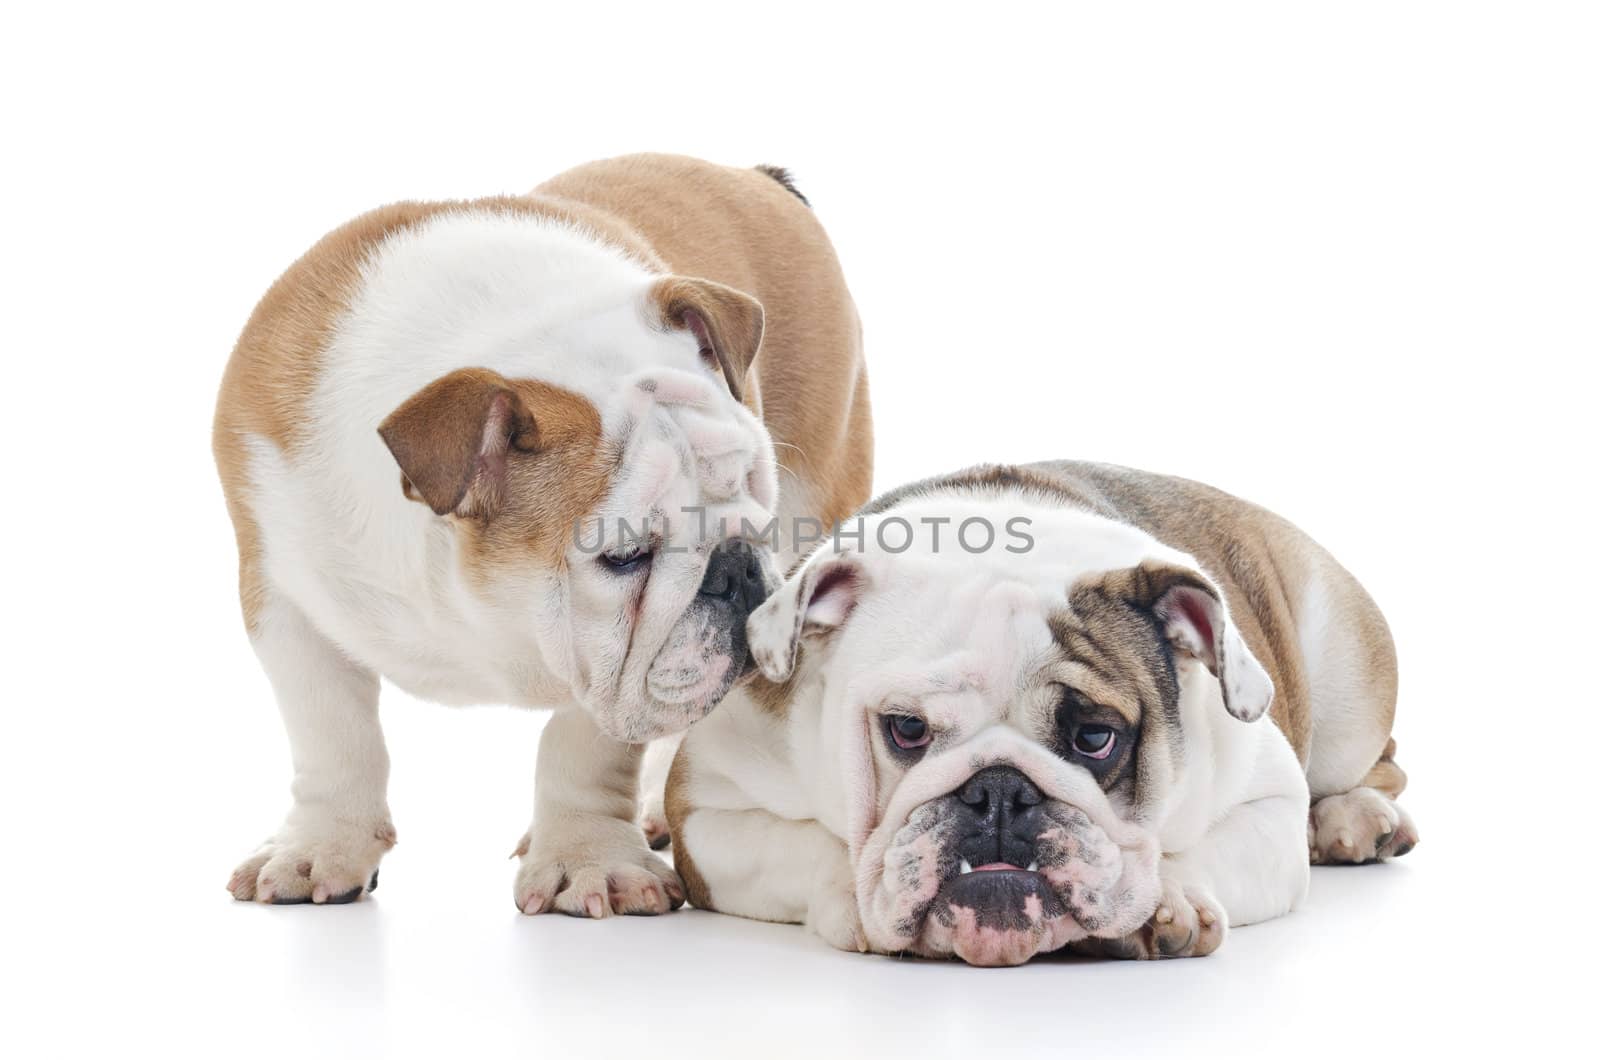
[4,2,1596,1056]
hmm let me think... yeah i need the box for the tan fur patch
[446,376,612,580]
[741,673,797,719]
[1047,570,1188,799]
[378,368,539,516]
[1360,738,1407,798]
[664,748,713,910]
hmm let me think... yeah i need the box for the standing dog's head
[746,495,1273,966]
[375,273,781,742]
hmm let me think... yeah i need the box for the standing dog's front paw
[1075,879,1227,960]
[512,815,684,918]
[227,817,396,905]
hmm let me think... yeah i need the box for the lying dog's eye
[598,549,652,575]
[885,714,932,752]
[1072,725,1116,760]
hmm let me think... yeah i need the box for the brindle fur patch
[1046,574,1184,809]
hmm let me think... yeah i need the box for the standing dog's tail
[755,164,811,207]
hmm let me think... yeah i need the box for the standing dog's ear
[378,367,537,517]
[747,553,866,683]
[652,276,765,403]
[1122,561,1275,722]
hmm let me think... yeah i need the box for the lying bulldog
[213,154,872,913]
[667,461,1416,964]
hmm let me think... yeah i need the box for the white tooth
[959,859,973,875]
[1026,861,1039,872]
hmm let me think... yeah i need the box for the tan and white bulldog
[213,154,872,913]
[668,462,1416,965]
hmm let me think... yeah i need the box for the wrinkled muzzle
[855,743,1161,967]
[588,364,780,743]
[624,540,773,741]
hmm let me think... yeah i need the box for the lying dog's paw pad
[1147,884,1225,959]
[1078,881,1226,960]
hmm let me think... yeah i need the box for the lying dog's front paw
[1076,879,1227,960]
[512,816,685,918]
[227,817,395,905]
[807,879,869,953]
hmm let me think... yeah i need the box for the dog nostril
[698,542,762,606]
[960,767,1043,818]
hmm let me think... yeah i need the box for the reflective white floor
[14,740,1577,1059]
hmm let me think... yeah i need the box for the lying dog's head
[746,495,1273,965]
[376,274,781,742]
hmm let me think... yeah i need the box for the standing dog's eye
[1072,725,1116,760]
[885,714,932,751]
[599,548,652,575]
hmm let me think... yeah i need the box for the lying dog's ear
[377,367,537,517]
[1128,561,1274,722]
[652,276,765,403]
[747,553,865,682]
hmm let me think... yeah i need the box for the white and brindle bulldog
[668,462,1417,965]
[213,154,872,913]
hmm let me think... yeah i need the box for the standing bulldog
[668,462,1415,964]
[213,154,872,914]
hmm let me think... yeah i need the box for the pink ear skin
[1154,585,1221,670]
[749,555,866,683]
[1149,577,1274,723]
[802,561,863,631]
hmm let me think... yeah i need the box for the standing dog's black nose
[698,541,768,615]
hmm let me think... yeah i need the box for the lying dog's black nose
[954,766,1044,868]
[960,766,1044,826]
[698,541,768,614]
